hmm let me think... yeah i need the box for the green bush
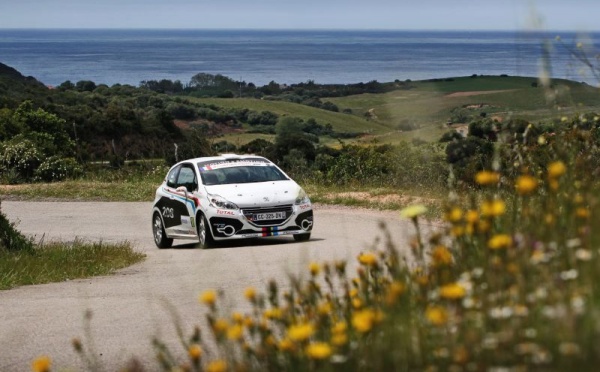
[0,200,34,253]
[34,156,82,182]
[0,139,43,183]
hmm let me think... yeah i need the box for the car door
[160,163,198,237]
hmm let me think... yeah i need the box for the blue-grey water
[0,29,597,87]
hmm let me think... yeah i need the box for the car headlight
[295,188,311,205]
[208,194,239,210]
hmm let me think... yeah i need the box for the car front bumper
[207,204,313,240]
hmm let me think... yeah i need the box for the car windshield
[198,160,289,185]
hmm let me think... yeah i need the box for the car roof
[177,154,271,166]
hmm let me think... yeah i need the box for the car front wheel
[153,213,173,249]
[197,213,215,249]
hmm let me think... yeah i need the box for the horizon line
[0,27,597,33]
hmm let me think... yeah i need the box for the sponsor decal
[261,226,279,237]
[242,233,262,238]
[199,160,269,172]
[162,187,200,210]
[181,216,191,226]
[162,206,174,219]
[298,203,312,210]
[216,210,236,216]
[242,230,301,238]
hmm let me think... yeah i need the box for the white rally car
[151,154,314,248]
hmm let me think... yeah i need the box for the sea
[0,29,598,87]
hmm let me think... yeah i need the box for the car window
[177,165,197,191]
[200,165,288,185]
[166,166,180,188]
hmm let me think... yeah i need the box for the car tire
[293,233,311,242]
[197,213,215,249]
[153,213,173,249]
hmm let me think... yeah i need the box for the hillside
[1,61,599,152]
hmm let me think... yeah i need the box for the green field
[200,76,600,145]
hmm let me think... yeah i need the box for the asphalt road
[0,201,417,371]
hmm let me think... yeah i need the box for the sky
[0,0,598,31]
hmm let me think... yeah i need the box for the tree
[271,117,317,164]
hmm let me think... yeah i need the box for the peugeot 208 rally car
[151,154,313,248]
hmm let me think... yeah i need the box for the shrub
[34,156,82,182]
[0,200,34,253]
[0,139,43,183]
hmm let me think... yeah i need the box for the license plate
[253,211,286,221]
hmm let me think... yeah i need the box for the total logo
[217,210,236,216]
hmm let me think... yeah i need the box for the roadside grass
[306,184,445,217]
[0,179,160,202]
[0,240,145,290]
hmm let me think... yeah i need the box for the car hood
[205,181,300,207]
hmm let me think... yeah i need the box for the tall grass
[89,124,598,371]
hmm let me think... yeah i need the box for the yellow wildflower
[431,246,453,266]
[278,338,295,352]
[206,360,227,372]
[465,223,474,235]
[445,207,463,223]
[481,199,506,217]
[439,283,466,300]
[454,346,469,364]
[306,342,333,359]
[287,323,315,342]
[385,281,406,305]
[576,207,590,219]
[212,318,229,334]
[426,306,448,326]
[318,301,333,316]
[331,333,348,346]
[548,161,566,178]
[515,175,538,195]
[265,335,276,346]
[263,307,283,320]
[466,210,479,223]
[227,324,244,341]
[188,344,202,360]
[488,234,512,249]
[352,298,363,309]
[332,321,347,334]
[507,263,519,274]
[477,219,491,233]
[32,356,51,372]
[231,312,244,324]
[400,204,427,219]
[475,170,500,186]
[309,262,320,276]
[244,287,256,302]
[358,252,378,267]
[451,225,464,237]
[352,309,376,333]
[200,290,217,306]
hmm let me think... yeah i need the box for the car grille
[241,204,293,226]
